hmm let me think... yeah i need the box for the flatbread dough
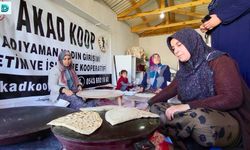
[76,90,124,99]
[80,105,121,112]
[48,111,102,135]
[105,107,159,126]
[135,93,156,98]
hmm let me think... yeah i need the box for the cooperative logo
[98,36,108,53]
[78,76,85,86]
[0,2,11,14]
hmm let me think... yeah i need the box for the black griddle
[52,111,160,150]
[0,106,76,145]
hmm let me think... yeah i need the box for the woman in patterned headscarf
[139,53,171,94]
[48,50,96,109]
[148,28,250,149]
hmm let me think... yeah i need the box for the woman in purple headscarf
[139,53,171,94]
[148,28,250,149]
[48,50,96,110]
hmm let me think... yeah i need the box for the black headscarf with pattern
[166,28,225,102]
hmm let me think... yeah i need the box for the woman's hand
[78,85,83,91]
[63,89,74,96]
[154,88,162,94]
[202,14,222,30]
[200,24,208,33]
[138,87,144,93]
[165,104,190,120]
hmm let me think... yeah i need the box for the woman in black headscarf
[148,28,250,149]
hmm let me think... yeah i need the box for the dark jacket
[209,0,250,87]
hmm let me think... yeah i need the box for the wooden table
[77,90,124,106]
[123,93,155,107]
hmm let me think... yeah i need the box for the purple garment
[208,0,250,87]
[58,94,97,110]
[149,55,155,67]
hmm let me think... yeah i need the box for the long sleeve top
[115,76,130,91]
[148,55,250,149]
[209,0,250,87]
[141,65,171,90]
[48,65,81,102]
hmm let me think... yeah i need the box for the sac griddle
[0,106,75,145]
[52,111,160,150]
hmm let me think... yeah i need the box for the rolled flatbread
[48,111,102,135]
[105,107,159,126]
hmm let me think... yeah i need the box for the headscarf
[147,53,166,89]
[166,28,225,102]
[58,50,79,92]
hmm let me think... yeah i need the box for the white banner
[0,0,112,101]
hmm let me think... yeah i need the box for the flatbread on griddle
[48,111,102,135]
[105,107,159,126]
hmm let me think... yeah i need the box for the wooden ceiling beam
[130,0,150,27]
[165,11,170,24]
[190,0,197,20]
[168,0,175,23]
[173,9,205,18]
[139,24,201,37]
[160,0,165,9]
[131,15,159,28]
[155,0,170,24]
[156,0,169,24]
[117,0,149,18]
[160,0,171,24]
[139,19,167,35]
[132,19,202,32]
[118,0,210,21]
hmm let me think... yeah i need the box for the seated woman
[115,70,132,91]
[149,28,250,149]
[139,53,171,93]
[48,50,96,110]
